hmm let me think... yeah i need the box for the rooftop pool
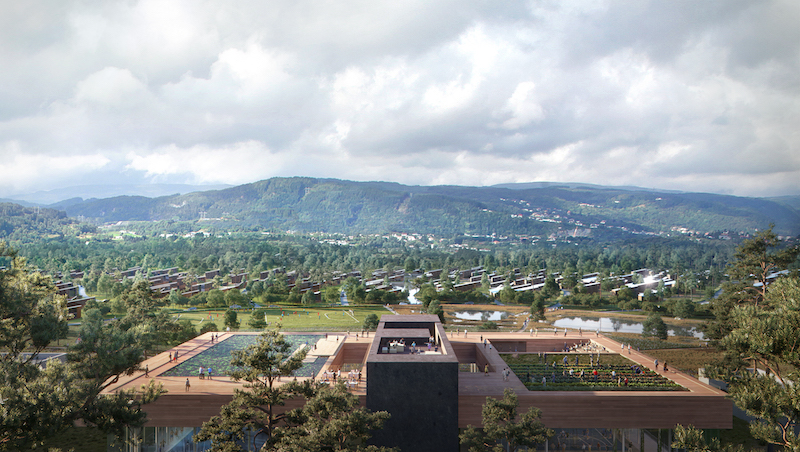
[160,334,327,378]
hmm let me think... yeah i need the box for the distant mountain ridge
[7,183,232,206]
[52,177,800,237]
[491,182,685,193]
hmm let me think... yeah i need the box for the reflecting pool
[551,316,704,338]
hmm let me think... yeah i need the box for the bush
[480,321,498,330]
[224,309,240,330]
[200,322,219,334]
[642,314,668,340]
[248,309,267,329]
[363,313,379,330]
[170,319,197,345]
[427,300,445,323]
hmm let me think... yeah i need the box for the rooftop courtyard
[103,315,731,451]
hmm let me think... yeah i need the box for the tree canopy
[459,388,553,452]
[641,314,668,340]
[0,242,163,450]
[194,329,395,451]
[700,230,800,450]
[705,226,800,341]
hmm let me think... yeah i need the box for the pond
[551,316,704,338]
[406,288,421,304]
[450,310,513,322]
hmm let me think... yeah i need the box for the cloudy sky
[1,0,798,199]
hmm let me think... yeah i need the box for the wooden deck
[104,330,731,429]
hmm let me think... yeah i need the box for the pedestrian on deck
[144,365,149,377]
[169,352,172,361]
[185,379,190,392]
[654,359,659,370]
[484,364,489,376]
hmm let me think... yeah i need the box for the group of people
[320,368,362,389]
[197,366,213,380]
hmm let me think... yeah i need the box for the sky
[1,0,799,199]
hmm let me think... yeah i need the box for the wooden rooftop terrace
[104,329,731,429]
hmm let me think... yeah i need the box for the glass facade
[109,426,267,452]
[537,428,680,452]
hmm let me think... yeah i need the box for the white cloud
[0,0,798,198]
[0,141,110,193]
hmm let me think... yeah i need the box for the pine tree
[194,329,308,450]
[0,243,163,450]
[460,388,553,452]
[704,226,799,341]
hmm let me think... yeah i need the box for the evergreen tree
[224,309,240,330]
[0,243,163,450]
[641,314,668,340]
[427,299,445,323]
[460,388,552,452]
[706,276,800,450]
[279,382,396,451]
[194,330,395,451]
[705,226,799,341]
[363,313,380,330]
[194,330,309,450]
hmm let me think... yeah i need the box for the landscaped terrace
[501,353,685,391]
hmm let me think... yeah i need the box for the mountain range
[14,177,795,238]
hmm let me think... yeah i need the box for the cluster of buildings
[104,315,732,452]
[60,263,686,319]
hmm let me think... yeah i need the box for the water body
[406,288,421,304]
[451,310,511,322]
[552,316,704,339]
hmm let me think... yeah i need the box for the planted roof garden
[161,334,326,378]
[501,353,686,391]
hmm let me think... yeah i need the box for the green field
[166,304,392,332]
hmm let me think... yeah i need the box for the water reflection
[451,310,511,321]
[552,316,704,338]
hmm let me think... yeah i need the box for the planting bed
[501,353,686,391]
[161,334,326,378]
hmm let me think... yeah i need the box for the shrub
[363,313,379,330]
[200,322,219,334]
[642,314,668,340]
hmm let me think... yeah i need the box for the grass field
[167,304,392,331]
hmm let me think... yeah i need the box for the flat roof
[103,322,730,429]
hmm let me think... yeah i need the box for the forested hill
[55,177,800,237]
[0,203,95,242]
